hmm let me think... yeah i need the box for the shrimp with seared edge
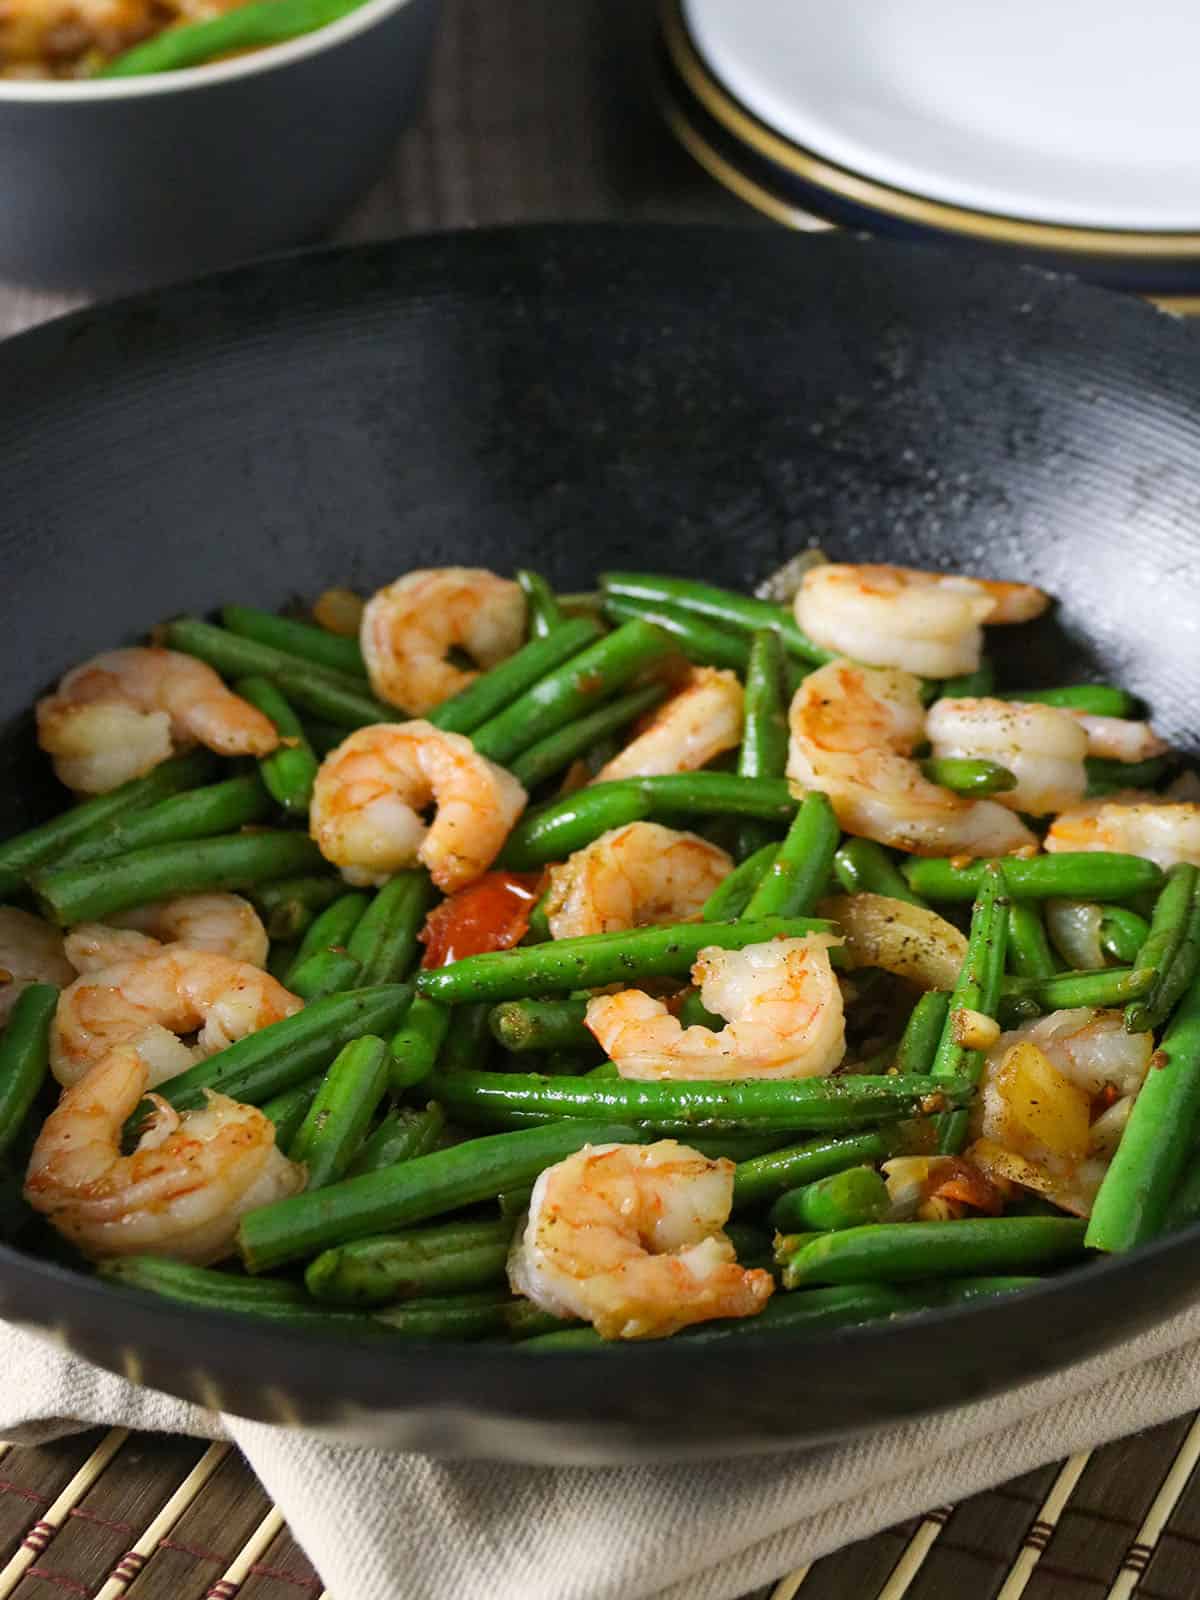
[1047,796,1200,869]
[509,1140,773,1339]
[788,660,1036,856]
[926,697,1088,815]
[587,934,845,1080]
[360,567,526,714]
[795,563,1049,678]
[544,822,731,940]
[594,667,743,782]
[24,1043,303,1263]
[0,907,76,1025]
[37,648,278,794]
[51,946,302,1089]
[65,894,269,973]
[310,721,526,893]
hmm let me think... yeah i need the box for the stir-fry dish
[1,560,1197,1349]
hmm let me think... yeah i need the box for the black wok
[0,226,1198,1462]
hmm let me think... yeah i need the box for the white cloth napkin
[4,1309,1200,1600]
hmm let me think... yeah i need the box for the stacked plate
[658,0,1200,304]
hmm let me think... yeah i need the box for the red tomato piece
[419,871,544,968]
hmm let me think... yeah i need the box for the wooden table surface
[2,3,1199,1597]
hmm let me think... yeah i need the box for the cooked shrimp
[587,934,845,1080]
[51,947,302,1089]
[360,567,525,714]
[0,907,76,1025]
[544,823,731,940]
[65,894,269,973]
[508,1139,773,1339]
[310,721,526,893]
[925,697,1088,815]
[24,1044,303,1263]
[594,668,743,782]
[787,660,1036,856]
[37,648,278,794]
[1070,714,1170,764]
[1046,797,1200,869]
[795,563,1049,678]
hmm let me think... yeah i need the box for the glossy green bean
[49,774,272,872]
[260,1077,323,1148]
[782,1217,1086,1288]
[100,0,369,76]
[742,792,839,919]
[346,872,433,988]
[284,893,369,985]
[233,676,319,815]
[0,985,57,1158]
[998,685,1134,716]
[919,758,1016,795]
[601,595,750,672]
[1100,906,1151,966]
[599,572,833,664]
[389,996,451,1093]
[489,998,591,1053]
[905,853,1162,903]
[427,618,602,736]
[769,1166,889,1233]
[277,947,362,1001]
[833,839,927,908]
[516,569,564,638]
[1006,901,1060,980]
[288,1036,390,1190]
[894,991,951,1076]
[699,843,778,921]
[731,1130,893,1210]
[306,1216,515,1305]
[223,605,366,678]
[509,684,665,791]
[347,1103,446,1176]
[1086,756,1172,795]
[1125,865,1199,1033]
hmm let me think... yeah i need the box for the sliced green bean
[782,1216,1086,1288]
[742,791,839,919]
[260,1076,323,1148]
[0,985,57,1158]
[905,853,1162,903]
[600,572,833,664]
[1100,906,1151,966]
[1124,865,1199,1033]
[346,871,433,988]
[251,874,344,941]
[489,998,592,1053]
[1088,970,1200,1252]
[470,620,672,766]
[998,685,1134,716]
[49,773,272,872]
[920,758,1017,795]
[769,1166,889,1233]
[289,1035,390,1190]
[347,1102,445,1176]
[233,676,319,816]
[833,839,928,908]
[601,595,750,672]
[895,991,951,1076]
[1006,901,1060,980]
[418,916,834,1004]
[390,995,451,1093]
[100,0,369,76]
[35,830,326,926]
[223,605,366,678]
[284,893,369,985]
[509,684,666,791]
[427,618,602,736]
[306,1216,515,1306]
[239,1119,649,1271]
[700,843,779,922]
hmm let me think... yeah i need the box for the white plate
[684,0,1200,231]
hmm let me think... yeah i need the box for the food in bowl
[2,559,1196,1349]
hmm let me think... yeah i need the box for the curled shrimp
[795,563,1049,678]
[925,697,1088,815]
[310,720,526,893]
[65,894,269,973]
[594,668,743,782]
[587,934,845,1081]
[1046,796,1200,869]
[37,648,278,794]
[0,907,76,1026]
[544,822,731,940]
[509,1139,773,1339]
[24,1043,303,1263]
[787,660,1036,856]
[1069,714,1170,763]
[360,568,526,714]
[51,946,302,1090]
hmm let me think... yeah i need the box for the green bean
[1088,970,1200,1252]
[285,949,362,1001]
[238,1119,649,1271]
[1006,901,1060,980]
[742,792,839,919]
[390,996,451,1093]
[1124,865,1199,1033]
[223,605,366,678]
[260,1076,323,1148]
[1086,756,1172,796]
[306,1217,515,1306]
[35,830,326,926]
[998,685,1134,716]
[157,985,411,1113]
[833,839,928,908]
[894,991,951,1076]
[735,629,789,858]
[288,1036,390,1190]
[371,1291,530,1340]
[1133,898,1200,1036]
[0,749,217,899]
[769,1166,889,1234]
[265,941,299,984]
[100,1258,387,1332]
[425,1069,971,1136]
[1002,966,1154,1010]
[251,874,344,940]
[699,844,778,922]
[932,864,1008,1152]
[1100,906,1152,966]
[346,872,432,988]
[601,595,750,672]
[599,573,833,665]
[503,775,796,869]
[101,0,369,73]
[427,618,602,736]
[523,893,552,945]
[516,569,564,639]
[904,853,1163,903]
[919,758,1017,795]
[284,893,369,985]
[347,1103,445,1176]
[939,661,995,698]
[233,676,319,815]
[489,998,591,1053]
[49,774,272,873]
[732,1131,892,1210]
[470,620,672,766]
[1164,1150,1200,1233]
[439,1003,493,1073]
[417,916,834,1004]
[781,1216,1086,1289]
[165,619,393,727]
[509,684,666,791]
[0,985,57,1158]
